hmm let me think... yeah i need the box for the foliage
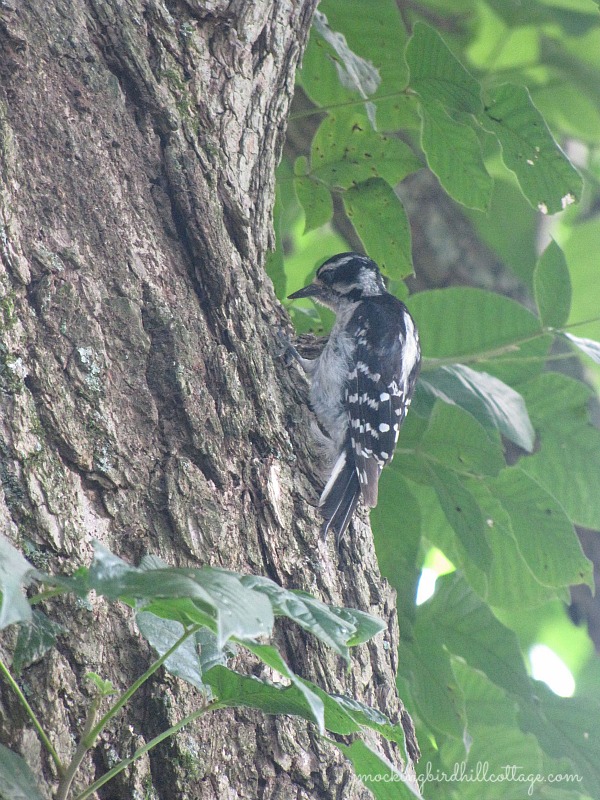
[0,537,419,800]
[271,1,600,798]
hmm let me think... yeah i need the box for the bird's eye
[318,269,335,285]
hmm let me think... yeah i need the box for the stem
[55,698,100,800]
[28,588,68,606]
[72,700,224,800]
[85,625,199,745]
[420,320,600,372]
[420,329,550,371]
[562,315,600,330]
[0,657,63,775]
[289,89,411,120]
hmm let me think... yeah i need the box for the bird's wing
[345,301,420,507]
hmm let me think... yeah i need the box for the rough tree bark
[0,2,418,798]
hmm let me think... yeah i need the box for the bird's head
[288,253,386,310]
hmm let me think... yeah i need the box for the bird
[286,252,421,541]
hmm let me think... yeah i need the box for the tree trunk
[0,2,417,798]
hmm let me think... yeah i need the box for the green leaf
[399,618,467,739]
[0,743,44,800]
[466,481,560,610]
[299,0,412,131]
[343,178,413,279]
[371,471,421,629]
[467,178,538,288]
[0,535,35,630]
[481,84,582,215]
[534,240,572,328]
[411,287,542,360]
[444,724,544,800]
[89,545,218,622]
[296,678,414,760]
[519,373,600,530]
[205,664,325,731]
[195,628,229,674]
[193,569,274,647]
[419,100,492,211]
[487,468,593,591]
[520,682,600,799]
[242,643,325,733]
[136,612,207,691]
[333,739,421,799]
[312,10,380,127]
[239,574,384,659]
[12,610,66,674]
[89,543,274,647]
[562,331,600,364]
[84,672,116,696]
[406,21,482,113]
[311,111,421,190]
[293,174,333,233]
[408,287,548,384]
[453,659,519,729]
[329,694,409,749]
[423,573,532,698]
[35,566,90,599]
[426,463,492,572]
[337,607,386,647]
[487,0,598,30]
[421,401,505,477]
[418,363,535,451]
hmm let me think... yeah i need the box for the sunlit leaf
[520,682,600,799]
[205,664,324,731]
[427,462,492,572]
[300,0,412,130]
[371,471,421,630]
[466,178,538,287]
[242,643,325,733]
[343,178,413,278]
[406,21,482,113]
[422,573,532,698]
[312,10,380,127]
[487,468,593,591]
[418,100,492,210]
[409,287,548,384]
[421,401,505,477]
[481,84,582,215]
[519,373,600,530]
[334,739,421,799]
[240,574,384,659]
[443,723,544,800]
[534,240,571,328]
[399,618,467,740]
[293,175,333,233]
[418,363,535,451]
[466,481,560,610]
[311,111,421,190]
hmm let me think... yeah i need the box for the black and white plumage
[287,253,421,541]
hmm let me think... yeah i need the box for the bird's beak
[288,282,323,300]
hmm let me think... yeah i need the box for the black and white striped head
[288,253,386,309]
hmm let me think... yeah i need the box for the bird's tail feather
[319,449,361,542]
